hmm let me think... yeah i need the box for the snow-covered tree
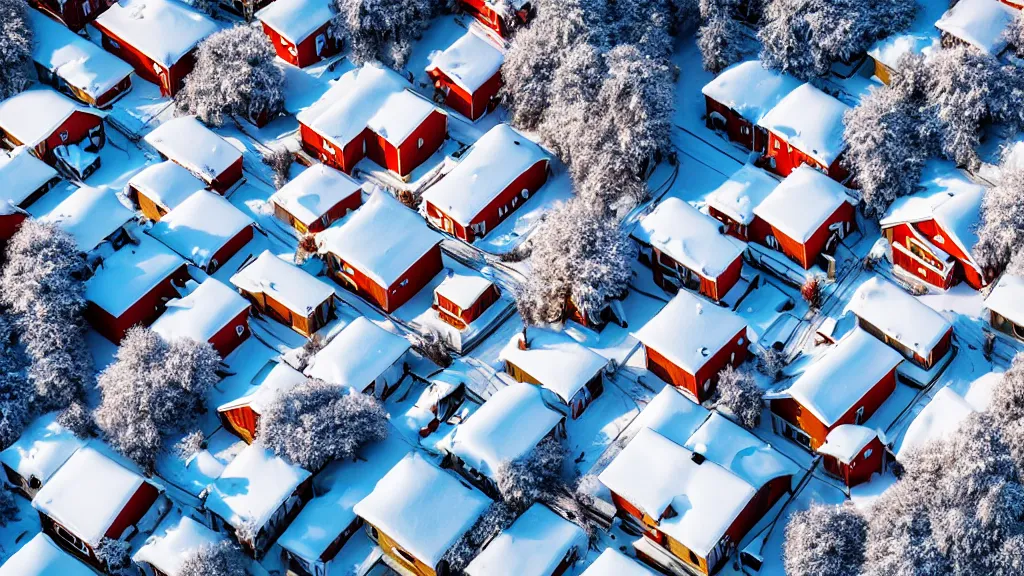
[441,501,520,573]
[756,346,786,380]
[495,435,565,511]
[94,538,133,576]
[333,0,432,70]
[0,0,33,100]
[609,0,674,59]
[0,220,92,411]
[710,365,762,428]
[801,275,822,309]
[783,502,866,576]
[991,353,1024,425]
[1007,11,1024,58]
[409,329,451,368]
[975,157,1024,275]
[175,430,205,461]
[0,487,17,528]
[0,313,30,451]
[261,147,292,190]
[179,541,250,576]
[176,25,285,127]
[94,327,220,472]
[57,401,96,439]
[258,379,388,471]
[697,13,747,73]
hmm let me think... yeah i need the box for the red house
[144,117,244,193]
[633,290,749,403]
[423,124,548,242]
[92,0,218,97]
[701,60,801,152]
[0,148,60,248]
[29,0,114,32]
[32,183,135,254]
[150,277,251,358]
[218,361,307,443]
[756,83,851,182]
[0,88,106,175]
[297,64,448,179]
[433,273,500,330]
[705,164,779,241]
[768,329,903,451]
[32,445,169,571]
[148,190,255,273]
[229,249,337,338]
[631,197,746,302]
[880,162,988,289]
[817,424,886,488]
[425,30,505,121]
[750,165,856,270]
[458,0,533,37]
[85,236,189,344]
[317,191,443,313]
[257,0,342,68]
[269,164,363,234]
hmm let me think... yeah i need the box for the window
[864,448,873,459]
[773,139,781,150]
[521,189,529,199]
[236,325,245,337]
[933,235,945,244]
[323,140,335,154]
[688,550,700,566]
[855,406,865,425]
[54,524,90,555]
[417,138,424,149]
[703,379,711,393]
[393,546,418,568]
[109,39,120,49]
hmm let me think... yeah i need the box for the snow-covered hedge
[0,0,33,100]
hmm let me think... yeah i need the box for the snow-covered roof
[435,272,496,311]
[86,236,186,317]
[631,386,710,447]
[144,117,242,183]
[845,277,952,357]
[317,190,441,287]
[205,444,311,531]
[756,83,850,167]
[128,161,207,214]
[700,60,802,123]
[449,382,564,479]
[269,164,362,227]
[422,124,547,227]
[632,197,746,277]
[868,0,944,70]
[29,10,134,101]
[499,328,608,404]
[896,387,976,458]
[218,361,307,414]
[935,0,1016,55]
[581,549,656,576]
[230,250,335,315]
[774,329,903,427]
[633,290,748,376]
[598,427,756,558]
[277,434,409,563]
[0,87,102,148]
[132,514,225,576]
[34,184,134,253]
[426,29,505,94]
[0,412,83,487]
[148,190,254,269]
[150,278,250,345]
[304,316,410,388]
[353,452,491,568]
[31,444,152,547]
[154,427,243,499]
[93,0,219,68]
[256,0,335,44]
[0,148,58,213]
[986,273,1024,327]
[465,503,586,576]
[705,164,779,226]
[753,165,853,243]
[817,424,879,465]
[297,64,443,147]
[684,412,798,489]
[0,533,95,576]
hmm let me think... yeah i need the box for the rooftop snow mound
[94,0,219,68]
[845,276,952,357]
[304,316,410,388]
[818,424,879,464]
[133,514,226,576]
[632,197,746,277]
[86,235,185,317]
[0,533,96,576]
[986,273,1024,327]
[705,164,779,226]
[205,443,311,531]
[753,165,853,243]
[756,83,850,167]
[0,148,58,214]
[896,387,976,458]
[684,412,798,489]
[0,87,102,148]
[0,412,84,489]
[935,0,1016,55]
[144,116,242,182]
[257,0,336,44]
[230,250,335,315]
[631,386,711,447]
[128,161,208,214]
[499,328,608,405]
[150,277,250,345]
[465,503,587,576]
[270,164,362,227]
[426,29,505,94]
[29,11,134,102]
[34,184,134,253]
[435,272,495,311]
[701,60,802,122]
[217,361,307,415]
[581,549,657,575]
[148,190,253,269]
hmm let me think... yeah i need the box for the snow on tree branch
[0,0,33,100]
[975,155,1024,274]
[495,435,566,512]
[179,541,250,576]
[0,312,30,451]
[709,365,762,428]
[783,502,866,576]
[0,487,17,528]
[333,0,433,71]
[697,13,747,73]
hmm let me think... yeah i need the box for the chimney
[691,452,706,465]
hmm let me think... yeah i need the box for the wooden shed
[269,164,363,234]
[0,533,96,576]
[132,514,231,576]
[425,30,505,121]
[150,278,251,358]
[935,0,1016,55]
[817,424,886,488]
[705,164,779,241]
[148,190,255,273]
[31,183,135,254]
[433,272,500,330]
[257,0,342,68]
[230,249,336,337]
[144,117,244,193]
[0,88,106,175]
[127,161,208,222]
[29,0,113,31]
[218,361,307,443]
[756,83,851,182]
[701,61,801,152]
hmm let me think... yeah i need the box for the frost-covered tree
[0,220,91,411]
[710,365,762,428]
[441,501,520,573]
[756,346,786,380]
[261,147,292,190]
[0,0,33,100]
[94,327,220,472]
[495,435,565,511]
[180,541,250,576]
[0,487,17,527]
[57,401,96,439]
[333,0,432,70]
[975,157,1024,275]
[783,502,866,576]
[176,26,285,127]
[1007,11,1024,58]
[175,430,205,461]
[697,13,747,73]
[0,313,30,451]
[991,353,1024,426]
[258,379,388,470]
[95,538,133,576]
[609,0,674,59]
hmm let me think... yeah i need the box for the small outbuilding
[701,61,802,152]
[218,361,307,443]
[0,88,106,176]
[148,190,255,273]
[144,116,244,193]
[304,316,411,398]
[132,514,229,576]
[986,273,1024,342]
[230,250,336,337]
[756,83,851,181]
[465,503,587,576]
[150,278,251,357]
[705,164,779,241]
[127,161,207,222]
[425,30,505,121]
[0,148,60,247]
[0,533,96,576]
[433,272,501,330]
[257,0,343,68]
[0,412,84,499]
[817,424,886,488]
[33,184,135,254]
[270,164,363,234]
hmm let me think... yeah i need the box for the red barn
[817,425,886,488]
[701,60,801,153]
[433,273,500,330]
[880,162,988,289]
[0,88,106,175]
[756,83,851,182]
[32,445,169,571]
[631,197,746,302]
[317,191,443,313]
[92,0,218,97]
[230,249,337,337]
[151,278,251,358]
[0,149,60,248]
[297,64,448,180]
[768,329,903,451]
[144,117,244,193]
[705,164,779,242]
[218,361,307,443]
[29,0,114,32]
[423,124,548,242]
[458,0,532,37]
[633,290,749,403]
[750,165,856,270]
[149,190,255,274]
[257,0,342,68]
[127,161,208,222]
[85,236,189,344]
[269,164,363,234]
[425,30,505,121]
